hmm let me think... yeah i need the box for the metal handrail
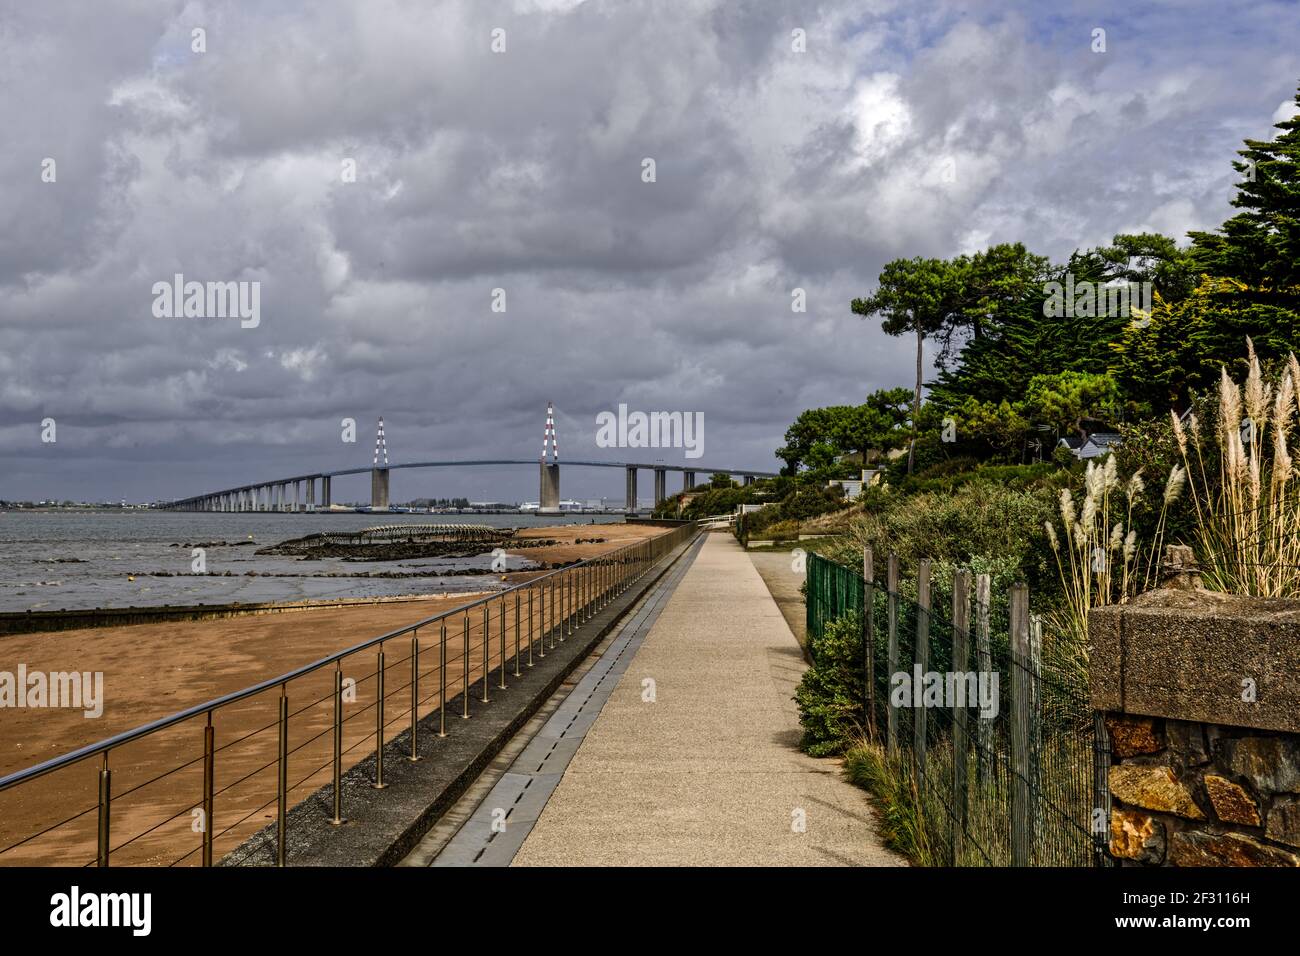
[0,533,668,793]
[0,522,699,866]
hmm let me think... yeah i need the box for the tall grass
[1174,340,1300,596]
[1043,455,1183,650]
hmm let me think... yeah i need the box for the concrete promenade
[509,532,902,866]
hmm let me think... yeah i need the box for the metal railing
[0,523,698,867]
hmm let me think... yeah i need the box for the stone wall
[1090,575,1300,867]
[1104,713,1299,865]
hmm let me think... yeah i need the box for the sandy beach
[0,522,669,866]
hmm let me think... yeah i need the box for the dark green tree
[1189,85,1300,290]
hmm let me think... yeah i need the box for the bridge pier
[322,476,331,509]
[305,477,315,512]
[624,466,638,512]
[743,475,754,486]
[653,468,666,506]
[539,462,560,512]
[371,468,390,510]
[684,470,695,492]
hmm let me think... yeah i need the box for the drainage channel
[416,533,706,867]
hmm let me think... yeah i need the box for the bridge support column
[743,474,754,486]
[305,478,314,512]
[624,466,638,512]
[684,471,695,492]
[539,462,560,512]
[322,476,331,509]
[653,468,667,506]
[371,468,390,510]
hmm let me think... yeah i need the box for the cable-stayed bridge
[161,404,777,513]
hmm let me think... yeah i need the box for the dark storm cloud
[0,0,1297,502]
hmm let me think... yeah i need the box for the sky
[1,0,1298,504]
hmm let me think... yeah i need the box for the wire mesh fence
[806,550,1111,867]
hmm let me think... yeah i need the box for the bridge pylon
[371,417,390,510]
[539,401,560,512]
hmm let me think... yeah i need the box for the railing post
[539,585,547,659]
[97,754,111,867]
[202,718,215,865]
[951,569,971,866]
[1010,582,1031,867]
[562,572,570,640]
[514,592,522,677]
[529,589,537,665]
[461,616,471,718]
[332,666,345,822]
[409,632,422,762]
[913,559,931,774]
[437,623,448,736]
[277,691,288,866]
[481,605,491,702]
[373,649,387,789]
[498,598,508,690]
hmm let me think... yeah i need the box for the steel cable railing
[0,523,697,867]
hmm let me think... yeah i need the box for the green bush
[829,479,1059,596]
[794,610,864,756]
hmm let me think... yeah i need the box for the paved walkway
[747,548,809,653]
[508,533,902,866]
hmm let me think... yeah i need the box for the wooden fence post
[1030,613,1043,851]
[863,547,876,742]
[951,569,970,866]
[886,553,900,754]
[914,559,931,774]
[974,573,992,781]
[1010,583,1031,867]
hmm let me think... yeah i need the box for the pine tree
[1189,85,1300,289]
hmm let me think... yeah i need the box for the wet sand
[0,522,669,866]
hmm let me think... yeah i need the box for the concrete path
[510,533,903,866]
[747,548,808,654]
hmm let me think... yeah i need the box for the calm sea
[0,511,625,612]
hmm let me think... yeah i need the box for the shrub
[794,610,864,756]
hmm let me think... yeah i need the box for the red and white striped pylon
[542,401,558,463]
[374,417,389,466]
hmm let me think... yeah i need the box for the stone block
[1106,714,1163,757]
[1089,590,1300,734]
[1166,719,1210,766]
[1168,830,1299,867]
[1223,737,1300,795]
[1203,774,1261,826]
[1265,796,1300,849]
[1109,765,1205,820]
[1110,808,1166,864]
